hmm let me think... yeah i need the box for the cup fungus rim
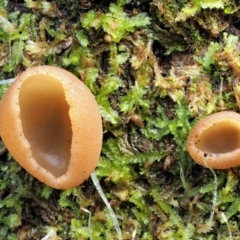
[0,65,103,189]
[186,111,240,169]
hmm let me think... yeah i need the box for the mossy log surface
[0,0,240,239]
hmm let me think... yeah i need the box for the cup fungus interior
[19,73,72,177]
[195,121,240,154]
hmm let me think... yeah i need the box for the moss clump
[1,0,240,239]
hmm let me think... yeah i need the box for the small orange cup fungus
[0,66,102,189]
[187,111,240,169]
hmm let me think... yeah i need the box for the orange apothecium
[187,111,240,169]
[0,66,102,189]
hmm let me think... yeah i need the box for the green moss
[1,0,240,239]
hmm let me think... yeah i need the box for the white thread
[41,228,57,240]
[131,225,137,240]
[0,78,15,85]
[91,172,122,240]
[208,168,218,222]
[81,207,92,240]
[221,212,233,240]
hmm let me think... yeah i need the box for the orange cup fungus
[0,66,102,189]
[187,111,240,169]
